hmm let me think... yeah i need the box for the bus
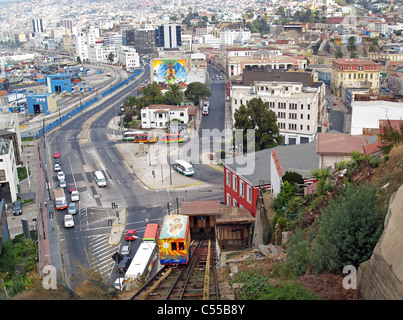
[143,223,159,243]
[173,160,194,176]
[54,188,67,210]
[122,131,145,142]
[161,133,184,143]
[94,170,107,187]
[158,215,191,265]
[133,133,158,143]
[124,242,157,289]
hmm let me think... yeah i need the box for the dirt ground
[217,249,359,300]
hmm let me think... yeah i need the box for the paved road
[10,62,226,291]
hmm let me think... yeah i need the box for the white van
[94,170,107,187]
[173,160,194,176]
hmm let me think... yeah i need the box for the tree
[282,171,304,186]
[234,98,282,151]
[309,183,383,273]
[123,96,138,113]
[138,82,165,107]
[335,48,343,58]
[164,83,184,105]
[184,82,211,104]
[107,52,114,63]
[347,36,357,53]
[287,183,384,275]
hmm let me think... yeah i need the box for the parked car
[54,158,61,165]
[53,151,60,159]
[12,200,22,216]
[54,163,61,171]
[113,277,126,290]
[117,257,131,274]
[121,245,131,256]
[68,184,76,193]
[71,190,79,202]
[59,179,67,188]
[64,214,74,228]
[68,202,77,215]
[125,229,137,241]
[57,171,65,181]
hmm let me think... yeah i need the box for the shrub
[370,156,380,168]
[314,183,382,273]
[230,269,318,300]
[286,183,384,275]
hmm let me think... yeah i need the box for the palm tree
[165,83,184,105]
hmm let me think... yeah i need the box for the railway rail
[130,240,219,300]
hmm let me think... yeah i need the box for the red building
[223,142,319,217]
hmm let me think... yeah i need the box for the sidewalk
[107,117,224,191]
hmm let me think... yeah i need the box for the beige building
[331,58,380,97]
[230,81,325,145]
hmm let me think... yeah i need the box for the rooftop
[316,133,370,155]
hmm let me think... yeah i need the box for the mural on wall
[152,59,187,88]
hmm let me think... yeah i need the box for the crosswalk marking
[85,233,118,280]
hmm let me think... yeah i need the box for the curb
[108,207,127,246]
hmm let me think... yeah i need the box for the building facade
[0,138,19,203]
[141,105,189,129]
[230,81,325,145]
[155,24,182,49]
[228,53,307,79]
[331,58,380,97]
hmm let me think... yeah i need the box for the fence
[35,69,142,138]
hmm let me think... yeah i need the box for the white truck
[54,188,67,210]
[202,105,209,115]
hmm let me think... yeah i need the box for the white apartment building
[118,46,140,70]
[88,43,118,64]
[76,29,97,62]
[141,105,189,129]
[220,28,251,45]
[0,138,19,203]
[231,81,324,145]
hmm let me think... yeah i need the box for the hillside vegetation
[227,143,403,300]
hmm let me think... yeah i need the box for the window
[171,242,177,250]
[233,199,237,207]
[240,180,244,197]
[226,193,231,205]
[246,185,252,203]
[233,175,237,192]
[178,242,184,250]
[226,170,231,186]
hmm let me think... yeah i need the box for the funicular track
[130,240,219,300]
